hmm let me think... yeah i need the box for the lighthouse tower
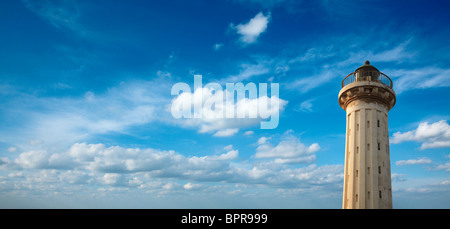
[338,61,396,209]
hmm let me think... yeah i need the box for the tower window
[356,170,358,177]
[357,123,359,131]
[368,167,370,174]
[367,121,370,127]
[367,143,370,150]
[368,191,370,199]
[356,194,359,202]
[356,146,359,154]
[378,142,381,150]
[378,166,381,174]
[379,191,382,199]
[377,120,380,127]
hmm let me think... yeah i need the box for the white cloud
[14,150,50,169]
[391,120,450,149]
[395,157,432,166]
[217,150,239,160]
[223,145,234,151]
[170,86,287,136]
[243,130,254,136]
[296,99,315,112]
[255,131,320,164]
[232,12,271,44]
[11,143,240,177]
[14,149,76,170]
[101,173,127,186]
[7,147,17,152]
[59,170,91,184]
[434,163,450,172]
[257,137,270,145]
[2,140,341,191]
[183,182,203,190]
[213,128,239,137]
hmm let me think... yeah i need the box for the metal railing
[342,71,393,88]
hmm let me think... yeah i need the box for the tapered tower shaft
[338,61,396,209]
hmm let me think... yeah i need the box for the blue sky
[0,0,449,208]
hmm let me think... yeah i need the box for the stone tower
[338,61,396,209]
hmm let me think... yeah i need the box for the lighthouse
[338,61,396,209]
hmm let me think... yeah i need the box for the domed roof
[355,60,379,72]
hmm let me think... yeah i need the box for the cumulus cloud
[257,136,270,145]
[12,143,239,177]
[170,86,287,136]
[217,150,239,160]
[2,140,341,194]
[255,131,320,164]
[183,182,204,190]
[14,150,67,169]
[395,157,432,166]
[232,12,271,44]
[391,120,450,149]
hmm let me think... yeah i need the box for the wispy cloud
[434,163,450,172]
[395,157,432,166]
[387,67,450,94]
[22,0,88,37]
[220,60,271,83]
[286,70,336,93]
[337,40,414,67]
[295,99,315,113]
[213,128,239,137]
[283,38,425,94]
[0,79,172,150]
